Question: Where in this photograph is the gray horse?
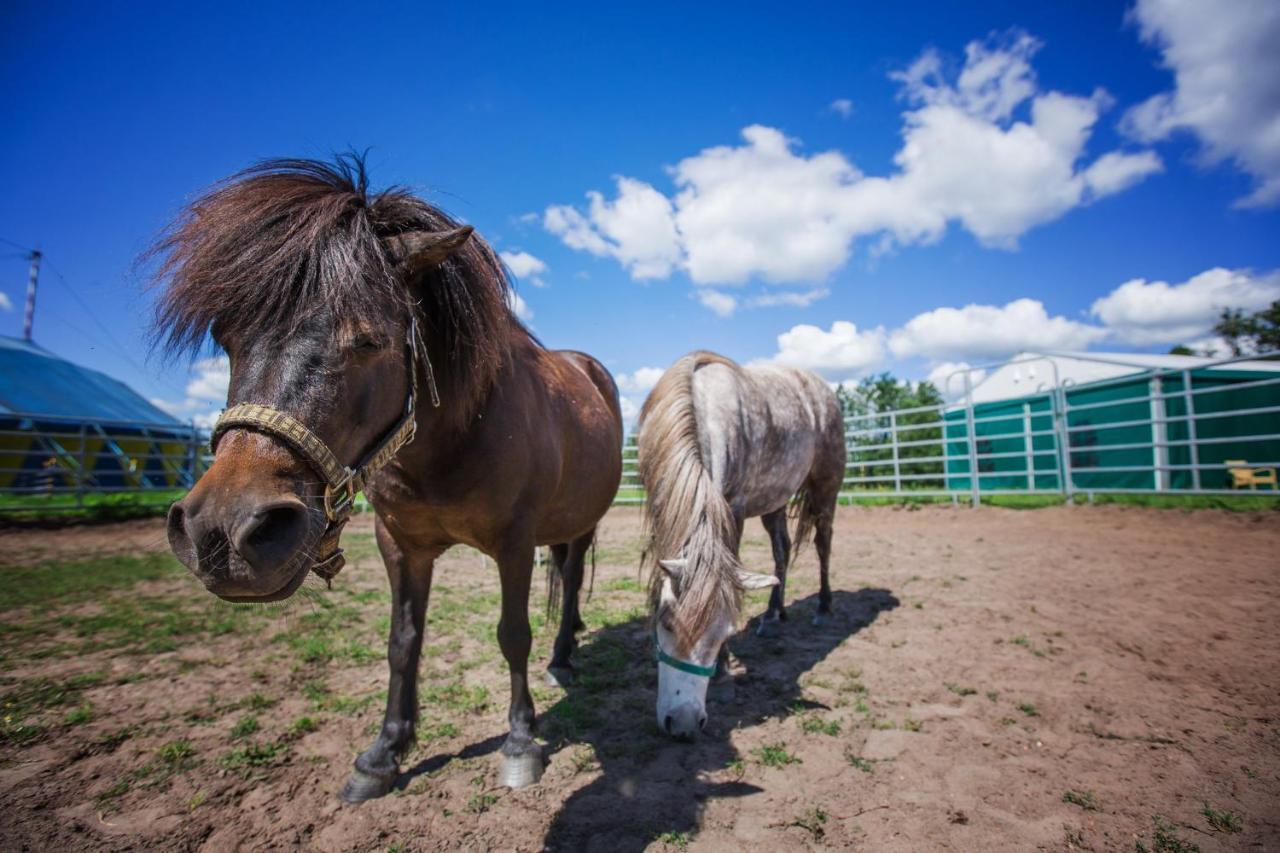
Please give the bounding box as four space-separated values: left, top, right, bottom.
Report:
638 350 846 740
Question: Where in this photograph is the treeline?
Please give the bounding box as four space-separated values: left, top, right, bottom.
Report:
837 373 947 491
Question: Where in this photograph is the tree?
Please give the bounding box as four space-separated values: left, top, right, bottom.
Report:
1167 344 1195 356
1213 300 1280 356
837 373 947 491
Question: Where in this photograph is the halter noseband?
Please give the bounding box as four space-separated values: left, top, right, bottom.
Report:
209 315 436 584
653 629 718 679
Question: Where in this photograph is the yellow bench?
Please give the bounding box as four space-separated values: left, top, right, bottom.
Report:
1226 460 1278 490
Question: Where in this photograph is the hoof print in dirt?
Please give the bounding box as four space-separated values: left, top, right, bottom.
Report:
338 768 396 804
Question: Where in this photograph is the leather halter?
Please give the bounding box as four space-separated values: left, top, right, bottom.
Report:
209 315 435 584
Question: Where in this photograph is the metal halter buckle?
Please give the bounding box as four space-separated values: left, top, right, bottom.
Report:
322 468 357 522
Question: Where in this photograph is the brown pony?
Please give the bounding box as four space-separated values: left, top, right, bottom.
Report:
153 156 622 801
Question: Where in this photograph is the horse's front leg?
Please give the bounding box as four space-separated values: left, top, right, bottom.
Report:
339 521 440 803
495 532 543 788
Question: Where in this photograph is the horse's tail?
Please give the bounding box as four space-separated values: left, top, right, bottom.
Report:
788 487 820 565
638 352 743 649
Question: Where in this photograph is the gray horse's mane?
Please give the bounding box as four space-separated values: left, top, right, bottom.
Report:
638 351 745 654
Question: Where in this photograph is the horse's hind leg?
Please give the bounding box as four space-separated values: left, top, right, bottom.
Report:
547 529 593 687
340 521 439 803
813 495 837 626
496 533 544 788
756 508 791 638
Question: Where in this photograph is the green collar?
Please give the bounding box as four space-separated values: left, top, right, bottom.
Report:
653 629 718 679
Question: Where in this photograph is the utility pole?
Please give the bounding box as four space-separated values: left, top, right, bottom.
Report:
22 249 41 341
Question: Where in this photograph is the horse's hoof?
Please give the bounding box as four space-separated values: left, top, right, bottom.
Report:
756 617 782 638
499 746 544 789
545 665 575 688
338 767 395 803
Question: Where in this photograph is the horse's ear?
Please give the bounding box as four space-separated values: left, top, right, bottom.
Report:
736 570 779 590
659 558 688 580
385 226 474 279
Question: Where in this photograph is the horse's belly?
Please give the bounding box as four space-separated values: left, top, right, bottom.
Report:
741 437 815 518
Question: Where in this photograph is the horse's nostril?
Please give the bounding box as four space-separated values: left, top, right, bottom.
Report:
699 715 707 730
664 715 674 734
233 500 309 571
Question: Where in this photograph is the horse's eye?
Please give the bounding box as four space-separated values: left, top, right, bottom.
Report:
352 335 383 353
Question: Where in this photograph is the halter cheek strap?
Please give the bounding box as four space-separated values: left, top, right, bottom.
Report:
209 315 436 583
653 629 718 679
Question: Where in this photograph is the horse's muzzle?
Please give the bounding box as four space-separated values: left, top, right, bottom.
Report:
167 490 314 601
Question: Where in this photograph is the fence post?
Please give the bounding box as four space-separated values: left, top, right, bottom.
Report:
1182 369 1201 491
1054 386 1074 504
890 410 901 495
1022 402 1033 491
1149 376 1168 491
76 421 87 509
964 373 980 507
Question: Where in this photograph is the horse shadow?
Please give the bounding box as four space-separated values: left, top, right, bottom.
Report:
540 586 898 851
394 587 896 850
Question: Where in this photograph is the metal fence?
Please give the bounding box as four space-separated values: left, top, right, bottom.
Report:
0 413 206 513
4 353 1276 516
844 352 1280 505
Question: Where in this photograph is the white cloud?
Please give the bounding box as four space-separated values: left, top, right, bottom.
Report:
615 366 665 394
508 291 534 323
829 98 855 118
768 320 886 376
546 31 1161 285
152 355 230 429
499 250 548 287
746 288 830 309
696 289 738 317
544 176 682 279
1122 0 1280 207
618 395 640 423
0 292 12 312
890 298 1108 362
1090 267 1280 345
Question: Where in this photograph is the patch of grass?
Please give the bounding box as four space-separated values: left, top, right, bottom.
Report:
798 715 841 736
230 714 260 739
1201 803 1242 834
219 741 286 775
652 830 691 850
64 702 93 726
420 682 489 716
1017 702 1038 717
242 692 276 711
903 718 923 732
753 742 801 768
0 552 180 610
945 683 977 697
1010 634 1048 658
569 744 598 774
1 671 106 742
790 806 828 841
1063 789 1099 811
156 740 197 773
845 749 875 773
1136 816 1201 852
465 791 499 814
288 716 319 736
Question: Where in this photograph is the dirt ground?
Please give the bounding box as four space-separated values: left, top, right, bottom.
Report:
0 504 1277 852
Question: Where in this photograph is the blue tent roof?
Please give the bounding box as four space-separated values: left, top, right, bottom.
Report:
0 335 182 426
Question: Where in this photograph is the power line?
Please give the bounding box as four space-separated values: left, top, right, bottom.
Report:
39 256 189 398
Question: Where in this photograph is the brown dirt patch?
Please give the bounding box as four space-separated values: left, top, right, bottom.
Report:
1 504 1277 851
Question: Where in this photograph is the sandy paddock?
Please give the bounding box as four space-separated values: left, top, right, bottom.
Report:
0 504 1276 851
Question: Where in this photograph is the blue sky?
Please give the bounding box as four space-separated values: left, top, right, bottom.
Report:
1 1 1278 422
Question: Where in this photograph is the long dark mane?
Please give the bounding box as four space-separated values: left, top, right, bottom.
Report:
150 154 520 422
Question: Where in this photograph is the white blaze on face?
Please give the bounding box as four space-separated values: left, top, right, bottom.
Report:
654 560 778 740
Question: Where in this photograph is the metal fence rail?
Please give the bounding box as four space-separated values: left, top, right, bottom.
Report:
0 412 206 513
4 353 1276 515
